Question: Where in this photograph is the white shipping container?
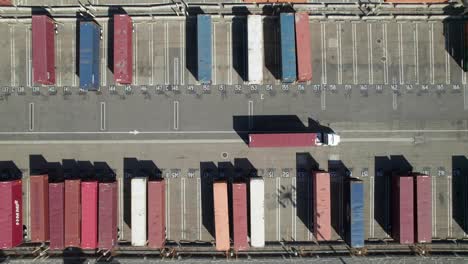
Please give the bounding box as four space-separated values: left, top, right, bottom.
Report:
247 15 264 84
250 178 265 247
131 177 147 246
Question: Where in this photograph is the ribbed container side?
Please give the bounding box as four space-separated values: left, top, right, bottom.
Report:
345 179 364 248
32 15 55 85
312 171 331 241
0 180 23 249
250 178 265 247
415 175 432 243
197 15 212 84
279 13 297 83
79 21 101 90
81 181 98 249
49 182 64 250
213 181 230 251
392 175 414 244
232 182 249 251
131 177 147 246
247 15 264 84
98 182 118 250
30 175 49 242
249 133 317 148
0 0 12 6
114 14 133 84
148 180 166 249
64 179 81 247
294 12 312 82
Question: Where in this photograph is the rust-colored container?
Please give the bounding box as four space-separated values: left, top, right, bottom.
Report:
0 0 12 6
148 180 166 249
114 14 133 84
32 15 56 85
232 182 249 251
213 181 230 251
295 12 312 82
392 175 414 244
312 171 331 241
30 175 49 242
415 174 431 243
81 181 98 249
0 180 23 249
49 182 64 250
98 182 118 250
64 179 81 247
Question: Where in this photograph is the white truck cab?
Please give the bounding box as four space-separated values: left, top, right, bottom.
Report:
316 133 341 146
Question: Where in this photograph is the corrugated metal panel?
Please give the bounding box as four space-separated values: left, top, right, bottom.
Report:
0 0 12 6
148 180 165 249
250 178 265 247
32 15 55 85
131 177 147 246
197 15 212 84
81 181 98 249
49 182 64 250
313 171 331 241
248 133 317 148
415 174 431 243
392 175 414 244
113 14 133 84
30 175 49 242
345 179 364 248
232 182 249 251
0 180 22 249
213 181 230 251
279 13 297 83
247 15 264 84
64 179 81 247
98 182 118 250
294 12 312 82
79 21 101 90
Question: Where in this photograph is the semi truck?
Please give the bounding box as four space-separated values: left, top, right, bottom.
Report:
248 132 340 148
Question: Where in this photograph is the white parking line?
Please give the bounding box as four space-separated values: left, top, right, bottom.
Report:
392 92 397 110
337 23 343 85
165 22 169 85
10 26 15 86
26 28 31 87
100 102 106 131
368 23 374 85
28 103 34 131
180 22 184 85
173 100 179 130
213 22 217 85
352 23 357 85
276 177 281 241
398 23 404 85
101 22 107 86
174 57 179 85
119 174 124 240
57 29 62 86
228 22 232 85
181 177 185 240
248 100 254 129
447 175 452 238
166 178 170 239
432 175 437 237
321 23 327 84
72 24 77 87
321 90 326 110
151 23 154 86
383 24 388 85
134 23 139 85
445 23 451 85
197 177 201 240
430 23 435 85
370 175 375 238
292 177 296 240
415 23 419 84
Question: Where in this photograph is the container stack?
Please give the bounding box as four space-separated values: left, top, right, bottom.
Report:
232 182 249 251
32 15 56 85
0 179 23 249
113 14 133 85
148 179 166 249
30 174 49 243
392 175 414 244
213 180 230 251
49 181 65 249
312 171 331 241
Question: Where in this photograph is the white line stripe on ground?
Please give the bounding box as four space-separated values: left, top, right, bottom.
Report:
100 102 106 131
173 100 179 130
28 103 34 131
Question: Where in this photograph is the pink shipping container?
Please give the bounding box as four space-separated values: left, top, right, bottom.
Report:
49 182 65 250
312 171 331 241
248 133 317 148
30 175 49 242
64 179 81 247
213 181 230 251
392 175 414 244
113 14 133 84
415 174 431 243
98 182 118 250
295 12 312 82
148 180 166 249
32 15 55 85
0 180 23 249
81 181 98 249
232 182 249 251
0 0 12 6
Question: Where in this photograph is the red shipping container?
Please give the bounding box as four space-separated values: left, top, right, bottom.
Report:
295 12 312 82
0 180 23 249
148 180 166 249
98 182 118 250
64 179 81 247
0 0 12 6
249 133 317 148
392 175 414 244
312 171 331 241
32 15 56 85
81 181 98 249
30 175 49 242
415 174 432 243
49 182 64 250
232 182 249 251
113 14 133 84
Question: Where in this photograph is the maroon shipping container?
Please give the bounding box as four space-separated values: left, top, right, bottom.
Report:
392 175 414 244
81 181 98 249
148 180 166 248
65 180 81 247
32 15 56 85
232 182 249 251
295 12 312 82
49 182 64 250
0 180 23 249
249 133 317 148
0 0 13 6
312 171 331 241
415 174 432 243
30 175 49 242
98 182 118 249
114 14 133 84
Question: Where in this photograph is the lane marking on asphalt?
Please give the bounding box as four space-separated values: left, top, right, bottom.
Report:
27 27 31 87
248 100 254 129
392 92 397 110
228 22 232 85
292 177 296 240
433 174 437 237
398 23 404 85
181 177 186 240
180 21 185 85
352 23 357 85
167 178 171 239
150 23 155 86
321 90 326 110
448 175 452 238
430 23 435 85
368 23 374 85
10 26 15 86
100 102 106 131
174 57 179 85
276 177 281 241
134 23 139 85
213 22 217 85
321 22 327 85
415 23 419 84
383 23 388 85
197 177 201 240
445 23 450 85
165 22 169 85
173 100 179 130
28 102 34 131
337 23 343 85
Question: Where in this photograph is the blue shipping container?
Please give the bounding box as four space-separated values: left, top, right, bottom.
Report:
80 21 101 90
345 179 364 248
197 15 212 84
280 13 296 83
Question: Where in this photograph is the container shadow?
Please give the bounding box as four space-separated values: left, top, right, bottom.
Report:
123 158 140 229
185 16 198 81
48 162 64 183
295 153 319 235
62 159 79 180
62 247 85 264
75 13 81 79
94 161 116 182
30 154 48 176
200 162 217 239
328 160 349 240
0 161 22 181
263 16 280 80
139 160 162 181
452 156 468 233
443 18 464 71
232 15 247 82
77 160 95 181
218 161 235 240
374 156 393 237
